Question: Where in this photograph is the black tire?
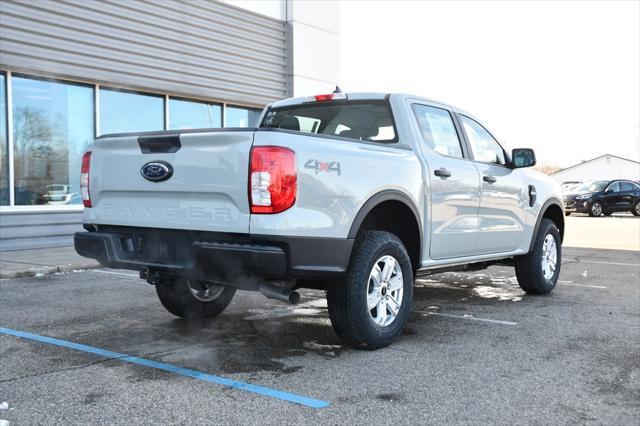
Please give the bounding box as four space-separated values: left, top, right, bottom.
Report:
588 200 603 217
515 219 561 295
326 230 413 349
633 201 640 217
156 277 236 319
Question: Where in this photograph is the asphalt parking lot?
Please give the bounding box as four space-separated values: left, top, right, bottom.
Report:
1 246 639 424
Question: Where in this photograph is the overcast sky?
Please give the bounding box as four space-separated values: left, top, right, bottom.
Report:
339 0 639 167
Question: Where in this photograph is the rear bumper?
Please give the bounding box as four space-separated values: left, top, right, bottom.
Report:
74 226 353 280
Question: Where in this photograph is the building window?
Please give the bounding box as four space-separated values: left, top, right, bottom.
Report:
12 76 94 206
0 73 8 205
226 105 261 127
99 88 164 135
169 98 221 130
0 71 266 209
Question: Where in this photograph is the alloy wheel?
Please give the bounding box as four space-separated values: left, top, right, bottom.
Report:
541 234 558 280
367 255 404 327
187 280 225 302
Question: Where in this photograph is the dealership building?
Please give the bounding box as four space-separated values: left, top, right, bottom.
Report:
0 0 340 251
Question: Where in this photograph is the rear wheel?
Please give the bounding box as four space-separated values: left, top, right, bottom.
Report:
327 231 413 349
588 200 603 217
156 278 235 319
515 219 561 294
633 200 640 217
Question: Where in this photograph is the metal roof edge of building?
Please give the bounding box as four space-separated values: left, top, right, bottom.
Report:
550 153 640 175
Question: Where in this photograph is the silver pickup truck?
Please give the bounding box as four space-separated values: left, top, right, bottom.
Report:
75 92 564 349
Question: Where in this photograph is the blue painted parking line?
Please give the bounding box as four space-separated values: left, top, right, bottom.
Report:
0 327 329 409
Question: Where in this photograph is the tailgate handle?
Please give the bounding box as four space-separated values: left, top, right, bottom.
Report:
138 135 181 154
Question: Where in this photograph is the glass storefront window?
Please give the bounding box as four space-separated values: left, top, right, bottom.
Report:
99 88 164 135
169 98 221 130
1 72 267 208
11 76 94 206
0 73 8 205
226 106 261 127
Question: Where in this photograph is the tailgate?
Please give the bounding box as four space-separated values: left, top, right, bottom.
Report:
84 130 254 234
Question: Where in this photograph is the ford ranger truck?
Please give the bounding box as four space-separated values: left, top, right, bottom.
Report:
75 92 564 349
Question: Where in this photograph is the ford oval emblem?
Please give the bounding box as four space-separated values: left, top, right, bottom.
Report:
141 161 173 182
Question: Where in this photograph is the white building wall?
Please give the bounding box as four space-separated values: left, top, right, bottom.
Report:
286 0 340 96
551 155 640 183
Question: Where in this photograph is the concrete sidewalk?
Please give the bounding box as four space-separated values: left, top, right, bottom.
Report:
0 246 99 279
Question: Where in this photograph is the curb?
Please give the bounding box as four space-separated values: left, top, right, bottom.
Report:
0 262 101 279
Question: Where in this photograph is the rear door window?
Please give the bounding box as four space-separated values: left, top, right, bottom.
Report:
260 100 397 143
620 182 635 192
413 104 464 158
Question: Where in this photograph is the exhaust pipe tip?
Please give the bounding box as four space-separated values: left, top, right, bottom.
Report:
288 291 300 305
259 283 300 305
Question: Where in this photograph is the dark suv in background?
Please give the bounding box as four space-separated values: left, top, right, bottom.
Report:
564 179 640 217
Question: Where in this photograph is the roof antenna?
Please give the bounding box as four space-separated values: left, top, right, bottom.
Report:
333 85 343 94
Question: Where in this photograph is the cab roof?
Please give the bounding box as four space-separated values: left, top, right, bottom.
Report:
269 92 462 113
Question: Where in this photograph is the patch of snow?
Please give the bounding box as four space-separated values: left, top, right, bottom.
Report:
473 285 523 302
0 402 7 410
0 419 9 426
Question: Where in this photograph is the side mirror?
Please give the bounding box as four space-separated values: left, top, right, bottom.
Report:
511 148 536 168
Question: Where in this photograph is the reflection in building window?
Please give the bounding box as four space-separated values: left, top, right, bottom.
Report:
12 76 94 205
0 73 8 205
226 106 261 127
169 98 221 129
99 88 164 135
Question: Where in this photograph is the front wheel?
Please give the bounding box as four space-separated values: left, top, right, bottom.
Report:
515 219 561 294
327 231 413 349
156 278 236 319
588 201 603 217
633 200 640 217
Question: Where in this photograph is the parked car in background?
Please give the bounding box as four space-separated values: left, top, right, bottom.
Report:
563 179 640 217
561 181 582 194
43 184 79 204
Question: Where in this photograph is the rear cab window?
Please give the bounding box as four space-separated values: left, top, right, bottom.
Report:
260 100 397 143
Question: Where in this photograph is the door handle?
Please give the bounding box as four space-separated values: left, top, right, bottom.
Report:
434 168 452 178
483 175 497 184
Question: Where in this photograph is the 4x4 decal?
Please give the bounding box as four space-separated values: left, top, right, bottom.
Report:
304 159 341 176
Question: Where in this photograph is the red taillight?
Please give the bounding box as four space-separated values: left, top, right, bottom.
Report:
80 151 92 207
249 146 296 214
315 94 334 102
311 92 347 102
